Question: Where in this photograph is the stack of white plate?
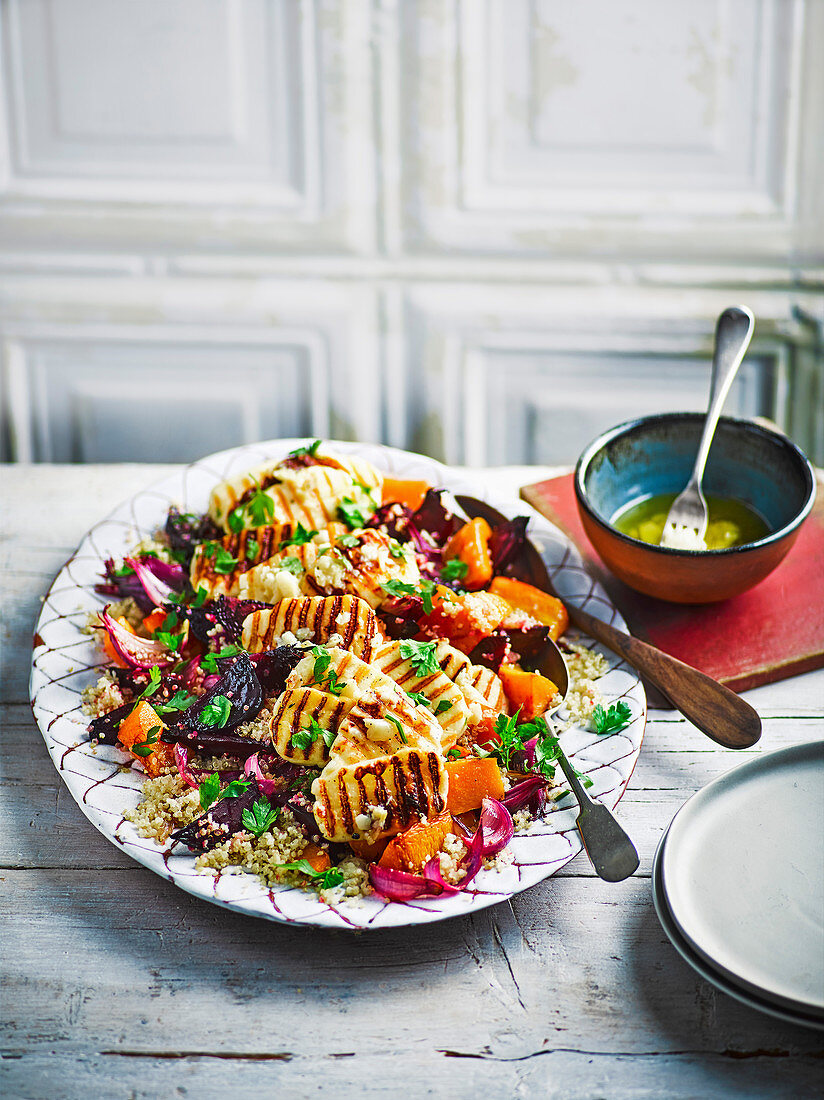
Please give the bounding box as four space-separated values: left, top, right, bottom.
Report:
653 741 824 1029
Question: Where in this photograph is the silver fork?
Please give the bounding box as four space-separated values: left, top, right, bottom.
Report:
660 306 755 550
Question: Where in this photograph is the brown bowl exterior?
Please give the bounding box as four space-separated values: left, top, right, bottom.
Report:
578 508 804 603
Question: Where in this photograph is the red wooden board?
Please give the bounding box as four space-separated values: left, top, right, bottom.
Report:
521 472 824 693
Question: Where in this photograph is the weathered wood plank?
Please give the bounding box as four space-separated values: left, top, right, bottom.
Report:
3 1047 822 1100
2 869 821 1062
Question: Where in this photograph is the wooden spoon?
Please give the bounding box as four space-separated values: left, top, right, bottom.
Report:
454 494 762 750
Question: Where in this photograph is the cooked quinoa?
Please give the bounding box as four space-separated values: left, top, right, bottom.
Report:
81 672 124 718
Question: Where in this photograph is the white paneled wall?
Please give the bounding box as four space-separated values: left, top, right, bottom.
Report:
0 0 821 466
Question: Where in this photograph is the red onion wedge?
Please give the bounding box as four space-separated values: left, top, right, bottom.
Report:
243 752 278 796
125 557 176 607
99 608 174 669
479 797 514 857
173 745 200 789
368 864 443 901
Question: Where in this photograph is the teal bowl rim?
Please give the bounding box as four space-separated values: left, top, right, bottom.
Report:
574 413 817 558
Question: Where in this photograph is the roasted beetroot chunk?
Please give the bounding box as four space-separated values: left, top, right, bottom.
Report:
174 651 262 734
250 646 305 695
170 778 265 852
165 508 222 563
185 596 272 647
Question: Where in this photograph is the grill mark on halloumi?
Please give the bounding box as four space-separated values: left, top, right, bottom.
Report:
190 525 297 597
311 748 447 843
208 451 382 533
372 641 469 750
434 640 509 718
270 686 351 766
241 596 377 661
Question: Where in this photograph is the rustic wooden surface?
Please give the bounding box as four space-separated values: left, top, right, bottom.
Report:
2 464 823 1100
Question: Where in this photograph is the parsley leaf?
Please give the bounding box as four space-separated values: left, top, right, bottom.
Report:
388 540 407 560
278 556 304 576
193 585 209 607
288 440 321 459
222 777 253 799
435 699 453 715
441 557 468 582
278 522 318 549
131 724 161 757
380 578 438 614
247 487 275 528
398 639 441 678
199 695 232 728
199 773 220 811
246 539 259 561
154 689 197 715
325 669 344 697
131 665 162 712
293 717 335 752
227 506 246 534
489 710 524 770
446 747 463 761
278 859 344 891
338 497 368 529
311 647 332 682
405 690 431 708
242 798 280 839
592 700 632 735
203 542 239 575
154 630 183 652
337 533 360 548
200 645 241 674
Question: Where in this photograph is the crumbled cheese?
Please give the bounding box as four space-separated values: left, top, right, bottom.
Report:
313 550 349 591
239 563 302 603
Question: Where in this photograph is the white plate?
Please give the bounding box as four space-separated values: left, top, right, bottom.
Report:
29 439 646 931
653 832 824 1030
659 741 824 1018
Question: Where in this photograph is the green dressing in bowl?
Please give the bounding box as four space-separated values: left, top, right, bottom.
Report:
611 493 770 550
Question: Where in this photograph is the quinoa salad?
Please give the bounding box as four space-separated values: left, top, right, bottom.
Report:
76 441 634 912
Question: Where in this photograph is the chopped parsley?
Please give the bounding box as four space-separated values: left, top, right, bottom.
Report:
311 647 332 682
131 724 161 757
338 497 368 529
241 798 280 839
398 638 441 677
278 556 304 576
200 645 241 674
246 538 259 561
154 630 183 652
246 486 275 528
441 557 468 582
405 690 431 708
199 773 220 811
227 506 246 534
203 542 239 575
388 541 407 560
131 665 162 712
198 694 232 728
435 699 453 715
192 585 209 607
381 578 437 614
279 522 318 548
288 440 322 459
277 859 344 891
154 689 197 715
488 710 525 770
337 533 360 548
325 669 344 696
221 778 253 799
446 747 463 761
592 700 632 735
292 717 335 752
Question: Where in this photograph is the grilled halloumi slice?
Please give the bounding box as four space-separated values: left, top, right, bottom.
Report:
190 523 344 598
241 595 378 661
208 448 382 533
372 640 470 750
312 747 448 843
273 649 445 837
270 686 350 767
237 529 420 611
435 640 509 716
283 648 441 760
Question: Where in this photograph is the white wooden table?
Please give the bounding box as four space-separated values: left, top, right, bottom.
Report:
2 464 822 1100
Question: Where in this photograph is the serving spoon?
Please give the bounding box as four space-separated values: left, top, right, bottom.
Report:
455 494 761 750
660 305 755 549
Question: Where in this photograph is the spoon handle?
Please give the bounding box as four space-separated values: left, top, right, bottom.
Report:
567 603 761 749
689 305 755 489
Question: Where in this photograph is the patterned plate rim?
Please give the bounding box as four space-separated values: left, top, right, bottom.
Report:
29 439 646 931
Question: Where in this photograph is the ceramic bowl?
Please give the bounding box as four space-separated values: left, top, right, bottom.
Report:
574 413 816 603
